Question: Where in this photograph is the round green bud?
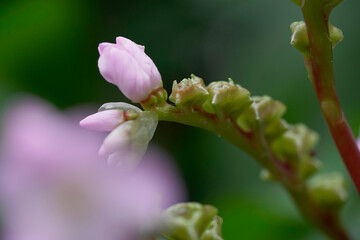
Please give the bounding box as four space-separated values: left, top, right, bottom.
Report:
164 202 218 240
290 21 310 56
206 79 252 118
169 74 210 108
270 124 318 162
290 21 343 56
308 172 347 209
329 23 344 47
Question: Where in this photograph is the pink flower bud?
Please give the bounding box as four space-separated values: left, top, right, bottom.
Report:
98 37 162 103
79 109 124 132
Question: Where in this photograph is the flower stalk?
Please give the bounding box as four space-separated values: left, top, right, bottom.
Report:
300 0 360 194
152 101 350 239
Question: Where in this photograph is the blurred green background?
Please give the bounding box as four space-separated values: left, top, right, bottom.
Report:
1 0 360 239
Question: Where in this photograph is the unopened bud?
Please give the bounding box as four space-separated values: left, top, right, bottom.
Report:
308 172 347 208
270 124 318 162
290 21 343 56
99 111 158 168
290 21 310 56
164 202 218 240
206 79 252 117
169 75 209 108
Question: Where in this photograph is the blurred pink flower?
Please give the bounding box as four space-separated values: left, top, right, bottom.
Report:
0 97 185 240
98 37 162 103
357 134 360 150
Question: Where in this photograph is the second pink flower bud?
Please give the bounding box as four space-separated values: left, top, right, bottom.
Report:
98 37 163 103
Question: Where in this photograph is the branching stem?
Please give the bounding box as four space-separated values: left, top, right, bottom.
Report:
301 1 360 194
154 104 350 240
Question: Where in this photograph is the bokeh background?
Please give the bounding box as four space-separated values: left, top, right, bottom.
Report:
1 0 360 239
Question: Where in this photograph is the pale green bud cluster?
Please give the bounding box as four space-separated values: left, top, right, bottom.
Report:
290 21 343 56
170 75 252 119
270 124 321 179
170 76 322 181
163 202 223 240
308 172 347 209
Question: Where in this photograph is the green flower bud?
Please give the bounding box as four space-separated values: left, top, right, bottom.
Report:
329 23 344 47
290 21 309 56
308 172 347 208
270 124 318 162
253 96 286 124
164 202 218 240
206 79 252 118
290 21 343 56
169 75 210 108
235 96 286 133
200 216 223 240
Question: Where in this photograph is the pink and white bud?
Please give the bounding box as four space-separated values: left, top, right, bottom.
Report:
80 110 124 132
99 112 158 168
98 37 162 103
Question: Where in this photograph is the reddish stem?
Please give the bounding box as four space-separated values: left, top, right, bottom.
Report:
301 2 360 194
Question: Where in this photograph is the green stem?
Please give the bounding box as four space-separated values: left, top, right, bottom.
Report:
154 104 350 239
301 1 360 194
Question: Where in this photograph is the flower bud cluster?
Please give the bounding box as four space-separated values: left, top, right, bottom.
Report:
170 76 327 183
170 75 252 119
163 202 223 240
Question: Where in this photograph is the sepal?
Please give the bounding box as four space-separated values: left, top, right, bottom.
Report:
141 88 168 110
290 21 343 56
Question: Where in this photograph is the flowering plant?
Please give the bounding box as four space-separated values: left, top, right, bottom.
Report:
1 0 360 239
78 0 360 239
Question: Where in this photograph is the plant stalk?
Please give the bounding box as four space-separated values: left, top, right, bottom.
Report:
154 104 350 239
301 1 360 194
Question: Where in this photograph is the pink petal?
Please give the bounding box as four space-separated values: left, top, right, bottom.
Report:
80 110 124 132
